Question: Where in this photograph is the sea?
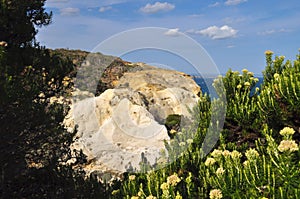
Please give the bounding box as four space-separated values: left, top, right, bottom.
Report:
193 76 264 97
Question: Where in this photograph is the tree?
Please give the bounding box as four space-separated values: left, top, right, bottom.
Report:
0 0 52 47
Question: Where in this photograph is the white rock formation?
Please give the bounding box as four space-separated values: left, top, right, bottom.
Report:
65 64 200 174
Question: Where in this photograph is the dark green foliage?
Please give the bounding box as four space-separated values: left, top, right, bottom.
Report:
259 52 300 137
263 51 285 83
221 69 261 146
114 51 300 198
0 0 52 47
0 100 112 198
0 1 116 198
1 2 299 196
165 114 182 135
0 47 74 107
0 40 120 197
0 6 110 196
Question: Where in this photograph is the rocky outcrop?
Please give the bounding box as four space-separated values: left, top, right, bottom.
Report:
96 58 157 94
65 61 201 175
115 66 200 123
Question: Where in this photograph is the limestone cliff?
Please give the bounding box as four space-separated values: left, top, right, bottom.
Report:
64 59 201 176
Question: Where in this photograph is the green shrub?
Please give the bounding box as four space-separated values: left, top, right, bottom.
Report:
258 50 300 136
115 126 299 199
112 51 300 199
215 69 262 148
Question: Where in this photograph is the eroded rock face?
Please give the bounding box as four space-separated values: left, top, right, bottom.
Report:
115 68 200 123
65 63 200 175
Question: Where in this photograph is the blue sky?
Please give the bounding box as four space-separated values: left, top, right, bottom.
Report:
37 0 300 75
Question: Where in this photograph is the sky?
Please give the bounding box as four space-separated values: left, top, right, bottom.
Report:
37 0 300 76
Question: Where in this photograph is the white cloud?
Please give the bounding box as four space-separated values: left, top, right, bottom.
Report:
258 28 291 36
225 0 247 6
99 6 112 12
60 7 80 16
208 2 221 7
164 28 181 37
222 17 246 24
259 30 275 35
185 29 197 34
188 14 204 18
140 2 175 14
192 25 238 40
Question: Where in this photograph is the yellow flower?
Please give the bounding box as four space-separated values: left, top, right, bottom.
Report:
216 167 225 175
42 71 47 77
278 140 298 152
62 81 70 87
38 92 45 98
211 149 223 158
265 50 274 55
237 84 242 89
167 173 181 186
245 148 259 160
179 142 186 147
138 191 143 197
129 175 136 181
242 69 248 73
244 82 251 87
222 150 231 157
170 129 177 135
243 160 249 167
273 73 280 79
175 192 183 199
187 139 193 144
247 72 254 76
63 76 70 81
146 195 157 199
213 78 219 85
209 189 223 199
205 158 216 166
255 87 260 92
231 150 242 160
279 127 295 136
160 182 169 190
131 196 139 199
177 132 183 136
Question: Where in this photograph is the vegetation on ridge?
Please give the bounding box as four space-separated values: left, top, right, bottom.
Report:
113 51 300 199
0 0 299 198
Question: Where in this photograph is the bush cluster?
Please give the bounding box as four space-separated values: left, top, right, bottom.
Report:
111 51 300 199
1 27 299 198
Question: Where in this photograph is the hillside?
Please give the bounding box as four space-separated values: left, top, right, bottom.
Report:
1 46 300 198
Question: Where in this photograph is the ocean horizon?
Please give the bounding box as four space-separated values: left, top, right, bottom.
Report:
193 76 264 96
